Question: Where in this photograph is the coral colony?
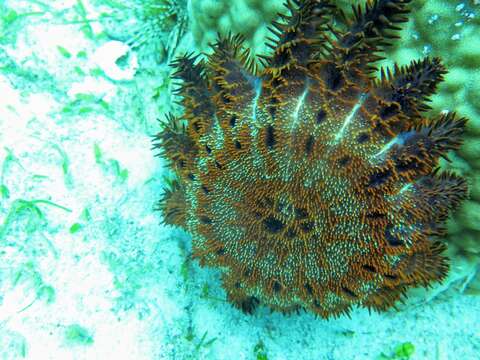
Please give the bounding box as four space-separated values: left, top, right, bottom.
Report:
153 0 468 318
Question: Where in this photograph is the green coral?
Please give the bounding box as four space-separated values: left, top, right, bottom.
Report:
189 0 286 55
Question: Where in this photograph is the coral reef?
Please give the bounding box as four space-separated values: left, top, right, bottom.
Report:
154 0 471 318
189 0 285 55
412 1 480 260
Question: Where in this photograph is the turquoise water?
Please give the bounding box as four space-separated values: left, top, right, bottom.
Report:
0 0 479 359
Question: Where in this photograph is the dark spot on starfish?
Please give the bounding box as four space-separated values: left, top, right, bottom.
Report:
357 132 370 143
342 286 357 298
264 216 284 233
300 221 314 233
385 226 404 247
304 283 313 295
305 135 315 154
295 208 308 220
221 94 231 104
230 115 237 127
192 121 200 132
395 158 419 172
338 156 351 167
380 103 400 120
240 296 259 314
384 273 399 281
316 109 327 124
265 124 276 149
366 211 387 219
199 216 212 225
362 264 377 273
368 168 392 187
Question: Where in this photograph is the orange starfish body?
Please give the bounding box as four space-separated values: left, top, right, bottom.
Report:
154 0 468 318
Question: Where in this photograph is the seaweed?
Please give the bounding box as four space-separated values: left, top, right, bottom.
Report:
0 147 24 199
64 324 94 346
378 342 416 360
0 3 44 45
254 340 269 360
13 261 56 312
92 143 129 183
52 143 73 188
61 93 111 116
0 198 71 240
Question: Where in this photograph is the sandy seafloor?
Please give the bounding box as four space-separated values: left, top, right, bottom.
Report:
0 0 479 359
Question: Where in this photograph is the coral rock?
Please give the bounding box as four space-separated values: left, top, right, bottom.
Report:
153 0 469 318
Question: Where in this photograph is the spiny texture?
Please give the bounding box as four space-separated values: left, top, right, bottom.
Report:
122 0 187 62
153 0 469 318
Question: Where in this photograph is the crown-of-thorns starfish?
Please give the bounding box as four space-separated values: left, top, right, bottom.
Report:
153 0 469 318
